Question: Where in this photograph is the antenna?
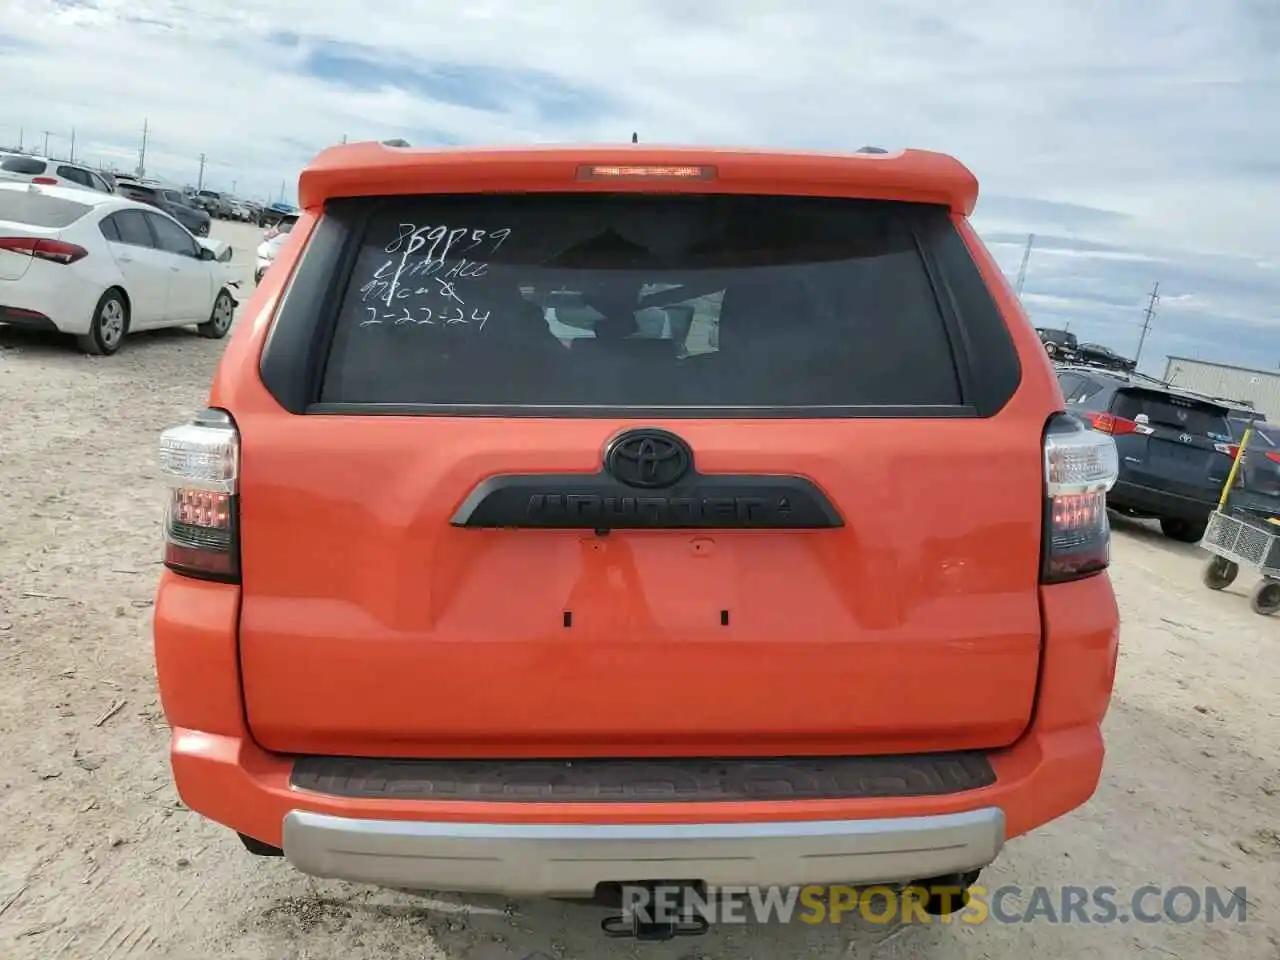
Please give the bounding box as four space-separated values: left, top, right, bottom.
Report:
1133 281 1160 367
1014 233 1034 296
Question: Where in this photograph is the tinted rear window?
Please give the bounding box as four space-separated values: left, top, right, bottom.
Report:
1112 389 1231 438
0 156 47 176
0 190 92 227
117 185 156 203
318 195 970 412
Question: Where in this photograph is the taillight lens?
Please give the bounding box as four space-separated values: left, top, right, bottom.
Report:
1266 451 1280 465
0 236 88 265
1042 413 1119 583
158 409 240 582
1083 411 1145 436
31 176 57 185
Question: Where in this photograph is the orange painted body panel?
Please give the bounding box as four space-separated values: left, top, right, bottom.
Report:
298 143 980 215
157 573 1117 843
153 144 1118 851
231 412 1046 757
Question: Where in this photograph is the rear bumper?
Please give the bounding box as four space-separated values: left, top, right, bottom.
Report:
1 268 101 336
1109 478 1217 521
0 305 59 332
155 572 1119 896
282 808 1003 897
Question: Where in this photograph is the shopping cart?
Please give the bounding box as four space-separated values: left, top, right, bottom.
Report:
1198 421 1280 615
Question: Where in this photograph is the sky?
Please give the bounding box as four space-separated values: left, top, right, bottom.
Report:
0 0 1276 377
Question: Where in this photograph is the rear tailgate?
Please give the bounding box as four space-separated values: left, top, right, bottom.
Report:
0 189 93 281
236 190 1047 759
1111 388 1233 500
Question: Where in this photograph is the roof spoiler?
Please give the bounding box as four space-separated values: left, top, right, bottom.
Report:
298 143 980 216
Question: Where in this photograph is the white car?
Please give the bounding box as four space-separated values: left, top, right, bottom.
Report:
0 152 115 194
254 212 298 284
0 182 239 355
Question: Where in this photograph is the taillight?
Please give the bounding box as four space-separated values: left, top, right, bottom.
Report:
263 226 280 241
1267 452 1280 465
1042 413 1119 583
158 409 240 582
31 176 57 185
0 236 88 265
1215 443 1240 458
1083 411 1142 436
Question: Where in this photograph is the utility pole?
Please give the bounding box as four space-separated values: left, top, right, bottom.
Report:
279 179 286 202
341 134 347 144
1014 233 1034 296
17 126 22 150
69 127 76 162
197 153 206 191
137 118 149 177
41 130 52 156
231 180 237 194
1134 281 1160 367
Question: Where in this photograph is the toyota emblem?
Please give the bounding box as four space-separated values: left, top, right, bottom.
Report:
604 429 692 488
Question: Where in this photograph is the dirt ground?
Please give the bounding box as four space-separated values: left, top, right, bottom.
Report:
0 220 1276 959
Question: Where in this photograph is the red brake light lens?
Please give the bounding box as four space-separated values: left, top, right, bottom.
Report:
0 236 88 265
1266 451 1280 465
576 164 716 181
31 176 57 185
1084 412 1140 436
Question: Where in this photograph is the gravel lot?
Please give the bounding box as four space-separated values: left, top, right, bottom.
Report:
0 220 1277 959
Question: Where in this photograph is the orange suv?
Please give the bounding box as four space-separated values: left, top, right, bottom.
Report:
153 143 1121 927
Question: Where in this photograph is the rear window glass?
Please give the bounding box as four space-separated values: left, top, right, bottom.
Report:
0 155 47 176
1113 389 1231 438
278 215 298 234
117 185 156 203
0 190 92 228
318 195 965 411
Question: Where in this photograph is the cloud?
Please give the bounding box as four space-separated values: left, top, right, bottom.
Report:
0 0 1276 373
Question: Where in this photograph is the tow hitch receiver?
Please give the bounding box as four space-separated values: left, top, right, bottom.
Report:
599 881 711 941
601 912 709 941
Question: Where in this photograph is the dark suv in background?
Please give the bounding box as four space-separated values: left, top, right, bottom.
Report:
1227 419 1280 519
1035 327 1078 361
1058 365 1235 541
114 182 212 237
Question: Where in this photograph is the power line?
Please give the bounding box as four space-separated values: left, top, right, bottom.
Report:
1134 281 1160 367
